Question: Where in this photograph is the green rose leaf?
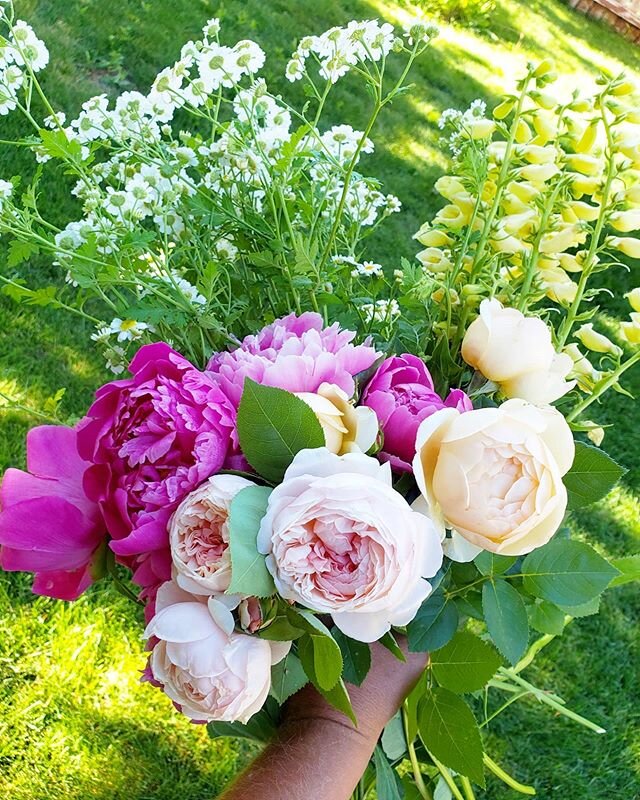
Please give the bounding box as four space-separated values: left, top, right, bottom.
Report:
431 631 502 693
258 614 305 641
482 579 529 665
320 677 357 725
563 442 626 510
528 600 566 635
332 627 371 687
379 631 407 661
522 539 619 606
559 596 601 617
609 554 640 587
270 652 308 704
207 697 280 743
381 712 407 761
373 745 404 800
474 551 517 577
407 591 459 653
418 688 484 786
292 611 343 692
227 485 275 597
237 378 325 482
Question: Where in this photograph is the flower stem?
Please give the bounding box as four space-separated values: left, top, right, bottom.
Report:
483 754 536 795
567 350 640 422
402 704 432 799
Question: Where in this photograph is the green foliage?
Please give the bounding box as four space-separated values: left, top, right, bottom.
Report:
482 579 529 665
522 539 619 607
236 379 325 482
431 631 502 693
208 697 280 743
332 627 371 687
564 443 626 510
270 653 308 704
419 688 484 785
407 590 459 653
373 745 404 800
227 485 275 597
528 600 567 635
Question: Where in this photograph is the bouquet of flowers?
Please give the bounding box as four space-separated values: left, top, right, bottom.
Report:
1 3 639 797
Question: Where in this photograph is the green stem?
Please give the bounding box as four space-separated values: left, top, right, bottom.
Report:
402 705 432 800
460 776 476 800
0 390 61 423
567 350 640 422
483 754 536 796
429 754 465 800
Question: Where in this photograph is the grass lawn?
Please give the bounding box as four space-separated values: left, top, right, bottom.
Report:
0 0 639 797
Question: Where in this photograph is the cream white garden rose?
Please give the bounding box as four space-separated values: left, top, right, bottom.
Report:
169 474 257 595
296 382 378 455
413 400 574 556
144 582 288 723
461 298 575 404
257 448 443 642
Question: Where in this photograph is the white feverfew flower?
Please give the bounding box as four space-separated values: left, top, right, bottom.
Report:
0 88 17 115
403 18 439 46
332 254 358 268
362 298 400 323
216 236 238 261
3 64 24 91
198 44 243 91
234 40 266 76
321 124 373 164
108 318 150 342
172 273 207 306
285 56 305 82
0 178 13 203
104 345 128 375
90 325 112 343
385 194 402 213
43 111 66 128
203 18 221 40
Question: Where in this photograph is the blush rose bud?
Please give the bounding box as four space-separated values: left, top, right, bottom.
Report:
461 298 575 404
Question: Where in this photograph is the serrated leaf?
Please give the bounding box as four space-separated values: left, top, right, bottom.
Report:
270 653 308 704
418 688 484 785
407 591 459 653
7 239 40 268
237 378 325 482
564 442 626 509
522 540 619 606
381 712 407 761
474 552 517 577
380 631 407 661
227 485 275 597
431 631 502 693
373 745 404 800
482 580 529 665
320 677 356 725
332 627 371 687
38 128 84 163
258 614 305 641
609 554 640 587
293 611 343 692
528 600 566 635
559 595 601 617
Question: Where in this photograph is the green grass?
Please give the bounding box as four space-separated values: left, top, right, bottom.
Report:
0 0 639 797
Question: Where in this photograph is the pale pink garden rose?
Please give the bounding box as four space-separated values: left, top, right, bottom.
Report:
169 474 256 595
257 448 443 643
144 581 288 723
461 298 575 404
413 399 575 557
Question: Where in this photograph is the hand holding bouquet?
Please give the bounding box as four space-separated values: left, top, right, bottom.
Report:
1 3 639 797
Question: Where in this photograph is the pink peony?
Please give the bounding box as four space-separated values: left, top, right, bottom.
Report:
361 354 472 472
207 312 380 406
77 342 236 600
144 581 287 723
257 448 444 643
0 426 106 600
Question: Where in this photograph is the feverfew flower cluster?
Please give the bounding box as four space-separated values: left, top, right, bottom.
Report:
0 15 48 114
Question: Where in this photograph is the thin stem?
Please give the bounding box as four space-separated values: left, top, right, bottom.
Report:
460 776 476 800
402 704 432 800
567 350 640 422
0 390 61 423
429 754 465 800
483 754 536 796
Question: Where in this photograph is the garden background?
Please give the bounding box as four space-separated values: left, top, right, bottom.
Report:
0 0 638 797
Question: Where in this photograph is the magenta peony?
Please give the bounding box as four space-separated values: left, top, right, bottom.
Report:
0 426 106 600
77 342 236 600
207 312 380 406
361 354 472 471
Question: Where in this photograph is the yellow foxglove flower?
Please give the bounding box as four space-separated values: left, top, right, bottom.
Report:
501 210 537 238
607 236 640 258
416 247 453 273
434 175 466 201
434 203 471 230
575 323 622 355
529 90 557 110
575 120 599 154
521 144 557 164
624 184 640 204
531 111 557 144
533 58 555 78
569 98 593 113
515 119 532 143
518 163 560 183
569 172 601 197
621 314 640 345
566 201 601 221
540 224 585 254
565 153 602 176
540 266 578 304
413 224 453 247
625 287 640 312
610 209 640 233
488 141 508 163
481 179 497 203
469 118 496 139
507 181 539 202
493 98 515 120
612 80 636 96
559 251 591 272
490 230 530 254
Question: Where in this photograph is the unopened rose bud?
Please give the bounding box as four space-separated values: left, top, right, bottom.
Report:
575 323 622 355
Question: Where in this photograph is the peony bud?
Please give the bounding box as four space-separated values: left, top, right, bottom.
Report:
575 323 622 355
